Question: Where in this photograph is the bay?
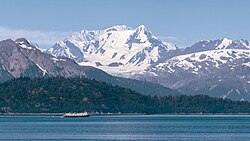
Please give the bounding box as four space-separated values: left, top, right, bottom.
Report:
0 115 249 140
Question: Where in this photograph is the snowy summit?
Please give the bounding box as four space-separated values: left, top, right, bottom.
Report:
46 25 177 76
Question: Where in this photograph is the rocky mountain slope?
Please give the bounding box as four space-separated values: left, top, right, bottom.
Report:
0 38 181 96
139 38 250 101
141 49 250 101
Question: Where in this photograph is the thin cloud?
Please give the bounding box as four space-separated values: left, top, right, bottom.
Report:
0 26 73 49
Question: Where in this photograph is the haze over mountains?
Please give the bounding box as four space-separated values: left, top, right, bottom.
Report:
47 25 250 101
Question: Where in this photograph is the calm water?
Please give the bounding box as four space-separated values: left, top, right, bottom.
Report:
0 115 249 141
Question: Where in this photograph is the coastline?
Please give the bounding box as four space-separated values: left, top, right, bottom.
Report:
1 112 250 116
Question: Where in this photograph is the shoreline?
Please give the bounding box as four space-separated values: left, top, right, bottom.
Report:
1 112 250 116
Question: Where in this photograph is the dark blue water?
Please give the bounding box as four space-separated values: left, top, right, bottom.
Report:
0 115 249 140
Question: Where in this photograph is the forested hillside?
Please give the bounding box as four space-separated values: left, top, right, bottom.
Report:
0 77 249 114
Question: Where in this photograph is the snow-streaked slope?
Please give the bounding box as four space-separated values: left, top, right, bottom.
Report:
15 38 37 50
138 49 250 101
156 49 250 73
184 38 250 54
47 25 177 76
15 38 46 52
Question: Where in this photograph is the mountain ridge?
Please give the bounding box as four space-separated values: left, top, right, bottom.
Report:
46 25 250 101
46 25 177 76
0 38 180 96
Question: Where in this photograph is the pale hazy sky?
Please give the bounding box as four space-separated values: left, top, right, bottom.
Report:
0 0 249 48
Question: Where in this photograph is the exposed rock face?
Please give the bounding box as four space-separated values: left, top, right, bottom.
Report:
0 39 43 80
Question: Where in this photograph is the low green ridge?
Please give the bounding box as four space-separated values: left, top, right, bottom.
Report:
0 77 249 114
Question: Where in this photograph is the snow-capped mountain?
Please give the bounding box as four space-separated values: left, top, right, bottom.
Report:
135 39 250 101
140 49 250 100
47 25 250 101
47 25 177 76
0 38 179 96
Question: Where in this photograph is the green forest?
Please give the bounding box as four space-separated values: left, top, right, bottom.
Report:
0 77 249 114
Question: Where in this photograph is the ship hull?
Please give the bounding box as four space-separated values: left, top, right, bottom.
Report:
63 115 90 118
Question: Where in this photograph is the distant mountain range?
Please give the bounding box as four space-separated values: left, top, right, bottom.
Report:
46 25 250 101
0 38 180 96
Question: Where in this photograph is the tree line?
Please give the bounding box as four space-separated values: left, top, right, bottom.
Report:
0 77 249 114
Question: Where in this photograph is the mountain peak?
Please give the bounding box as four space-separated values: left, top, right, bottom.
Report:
188 38 250 53
216 38 233 49
137 24 146 28
220 37 231 41
238 39 249 45
47 25 177 75
80 25 131 35
80 29 88 35
136 25 148 31
15 38 30 44
133 25 152 39
15 38 37 50
105 25 131 32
